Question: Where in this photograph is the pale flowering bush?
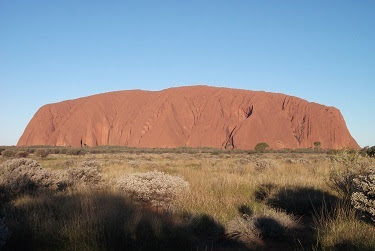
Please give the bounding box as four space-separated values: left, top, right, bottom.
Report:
117 170 190 208
329 150 371 201
0 218 11 248
351 168 375 222
67 160 102 188
0 158 67 199
329 151 375 222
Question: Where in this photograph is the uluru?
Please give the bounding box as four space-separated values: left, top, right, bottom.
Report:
17 85 359 149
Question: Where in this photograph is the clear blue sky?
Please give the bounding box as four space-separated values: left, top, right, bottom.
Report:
1 0 374 147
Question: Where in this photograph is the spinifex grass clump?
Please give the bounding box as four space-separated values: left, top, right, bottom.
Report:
226 207 299 245
117 170 190 208
314 203 375 250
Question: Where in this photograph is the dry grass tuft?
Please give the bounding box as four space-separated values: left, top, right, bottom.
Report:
315 204 375 250
226 207 299 246
226 215 261 246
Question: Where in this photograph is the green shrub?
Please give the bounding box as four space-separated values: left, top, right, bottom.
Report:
59 148 68 154
47 148 60 154
360 147 369 157
314 141 321 149
15 151 29 158
35 149 49 159
254 143 269 152
25 148 36 154
328 149 339 155
292 148 315 154
1 150 14 158
66 148 86 156
367 146 375 158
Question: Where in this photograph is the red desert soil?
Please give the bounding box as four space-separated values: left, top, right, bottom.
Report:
18 85 359 149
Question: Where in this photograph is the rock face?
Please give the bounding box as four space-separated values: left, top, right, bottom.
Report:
18 86 359 149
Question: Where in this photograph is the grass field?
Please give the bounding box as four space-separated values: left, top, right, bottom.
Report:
0 148 374 250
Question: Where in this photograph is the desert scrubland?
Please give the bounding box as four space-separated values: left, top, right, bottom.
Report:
0 147 374 250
